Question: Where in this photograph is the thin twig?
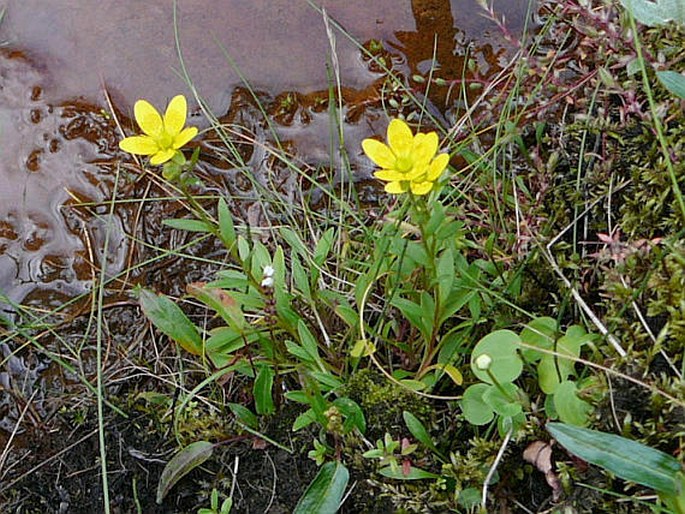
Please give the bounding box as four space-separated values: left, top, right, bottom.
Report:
482 427 513 509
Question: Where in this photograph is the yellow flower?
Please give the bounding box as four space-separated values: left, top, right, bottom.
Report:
119 95 198 165
362 119 449 196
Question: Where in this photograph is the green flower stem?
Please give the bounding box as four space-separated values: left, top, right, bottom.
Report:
485 369 517 404
410 194 442 374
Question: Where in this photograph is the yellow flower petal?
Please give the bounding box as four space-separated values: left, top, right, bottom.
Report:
134 100 163 137
387 119 413 154
150 148 177 165
426 152 450 181
173 126 198 149
119 135 159 155
410 180 434 196
413 132 439 165
164 95 188 136
362 139 396 169
375 169 407 181
385 181 408 194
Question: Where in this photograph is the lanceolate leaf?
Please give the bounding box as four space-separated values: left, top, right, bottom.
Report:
547 423 683 495
156 441 214 504
139 289 203 355
619 0 685 26
253 365 275 415
162 218 214 233
293 461 349 514
403 411 444 459
657 70 685 100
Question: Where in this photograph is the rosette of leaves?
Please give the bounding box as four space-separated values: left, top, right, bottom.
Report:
461 330 527 434
519 318 596 426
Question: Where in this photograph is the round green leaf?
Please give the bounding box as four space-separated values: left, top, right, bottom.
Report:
553 381 592 426
482 382 523 417
520 317 557 362
471 330 523 384
461 383 495 425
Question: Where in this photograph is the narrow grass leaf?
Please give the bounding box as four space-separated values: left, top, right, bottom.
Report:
293 461 349 514
162 218 214 233
547 422 682 495
156 441 214 504
139 289 202 355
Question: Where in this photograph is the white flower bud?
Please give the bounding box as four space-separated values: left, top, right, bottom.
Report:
475 353 492 371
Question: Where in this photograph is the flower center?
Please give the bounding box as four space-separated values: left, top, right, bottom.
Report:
395 155 413 173
157 130 174 150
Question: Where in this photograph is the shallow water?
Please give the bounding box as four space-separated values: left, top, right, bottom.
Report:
0 0 531 309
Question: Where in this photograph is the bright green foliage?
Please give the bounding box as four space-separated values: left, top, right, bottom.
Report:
293 462 349 514
362 432 438 480
463 320 595 429
138 288 203 356
197 489 232 514
548 423 685 512
470 330 523 384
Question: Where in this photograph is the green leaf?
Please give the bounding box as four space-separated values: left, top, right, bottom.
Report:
138 289 203 356
292 253 312 300
391 297 430 339
619 0 685 26
253 365 275 415
292 408 318 431
403 411 443 458
436 247 455 305
461 383 495 426
537 329 584 394
237 235 250 263
218 198 236 248
313 228 335 265
250 241 272 280
333 397 366 434
297 320 322 366
482 382 523 417
228 403 258 430
520 316 557 363
156 441 214 504
438 285 475 325
553 381 592 426
162 218 214 233
378 465 440 480
186 283 248 330
657 70 685 100
293 462 349 514
547 423 683 495
471 330 523 384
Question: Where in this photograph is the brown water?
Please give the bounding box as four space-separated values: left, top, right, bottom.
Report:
0 0 531 307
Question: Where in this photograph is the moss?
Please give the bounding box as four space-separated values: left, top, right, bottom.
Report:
341 369 433 441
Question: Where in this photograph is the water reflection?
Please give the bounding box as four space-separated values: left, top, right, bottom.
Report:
0 1 530 309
